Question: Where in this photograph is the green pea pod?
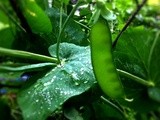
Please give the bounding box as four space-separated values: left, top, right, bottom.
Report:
90 19 124 98
21 0 52 33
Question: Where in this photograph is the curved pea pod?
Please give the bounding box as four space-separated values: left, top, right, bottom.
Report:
90 19 124 98
21 0 52 33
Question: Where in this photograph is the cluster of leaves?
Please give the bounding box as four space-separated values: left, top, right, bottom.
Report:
0 0 160 120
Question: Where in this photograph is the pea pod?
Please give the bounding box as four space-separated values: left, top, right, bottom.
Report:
20 0 52 33
90 19 124 98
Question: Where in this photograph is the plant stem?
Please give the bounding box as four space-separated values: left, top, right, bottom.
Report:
100 96 125 118
74 20 91 30
0 47 58 63
117 69 155 87
56 0 81 63
112 0 147 49
9 0 32 34
0 3 26 32
59 2 63 33
148 31 160 77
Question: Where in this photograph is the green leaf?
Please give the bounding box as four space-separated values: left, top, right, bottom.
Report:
93 99 124 120
114 27 155 84
45 8 87 45
148 32 160 86
113 27 160 111
62 0 70 5
148 87 160 103
17 43 95 120
0 99 12 120
0 71 23 86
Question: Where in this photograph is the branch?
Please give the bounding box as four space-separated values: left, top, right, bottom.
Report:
9 0 32 34
0 3 26 32
112 0 147 49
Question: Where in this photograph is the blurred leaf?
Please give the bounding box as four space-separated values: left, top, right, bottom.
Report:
0 71 24 85
92 99 124 120
62 0 70 5
148 87 160 103
64 106 83 120
17 43 95 120
19 0 52 34
114 27 151 87
45 7 88 46
148 32 160 87
0 10 16 48
0 99 11 120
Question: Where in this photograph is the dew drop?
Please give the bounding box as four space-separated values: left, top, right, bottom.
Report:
75 82 80 86
71 72 79 80
84 81 88 84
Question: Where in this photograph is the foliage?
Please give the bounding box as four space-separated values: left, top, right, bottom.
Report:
0 0 160 120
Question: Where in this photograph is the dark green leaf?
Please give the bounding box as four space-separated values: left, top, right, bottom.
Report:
148 32 160 86
148 87 160 103
17 43 95 120
45 8 88 45
0 99 11 120
64 107 83 120
114 27 151 79
0 72 23 86
92 99 124 120
113 27 160 111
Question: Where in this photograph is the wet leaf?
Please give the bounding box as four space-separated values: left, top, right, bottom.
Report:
17 43 95 120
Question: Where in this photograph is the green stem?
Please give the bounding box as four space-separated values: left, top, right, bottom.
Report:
148 31 160 77
100 96 125 118
0 3 26 32
74 20 90 30
117 69 155 87
56 0 81 63
0 47 58 63
59 2 63 33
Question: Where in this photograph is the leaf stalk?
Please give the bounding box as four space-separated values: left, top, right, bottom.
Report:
117 69 155 87
0 47 58 63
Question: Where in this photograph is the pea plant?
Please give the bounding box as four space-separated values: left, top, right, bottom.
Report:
0 0 160 120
